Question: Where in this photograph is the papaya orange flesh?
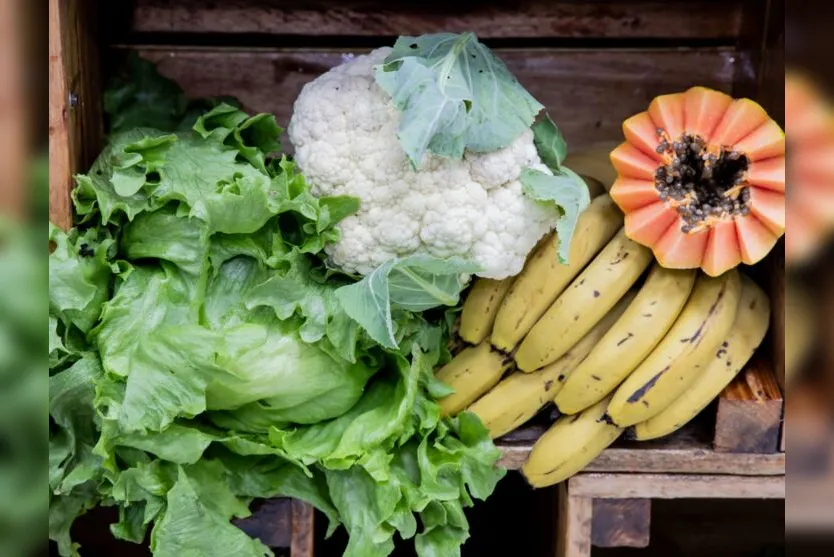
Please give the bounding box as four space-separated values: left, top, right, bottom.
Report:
623 201 677 248
653 218 709 269
684 86 733 140
735 215 778 265
746 157 785 192
623 112 665 161
610 142 658 180
733 120 786 161
710 99 769 147
610 86 785 276
648 93 685 141
702 220 741 277
609 178 658 212
747 187 785 235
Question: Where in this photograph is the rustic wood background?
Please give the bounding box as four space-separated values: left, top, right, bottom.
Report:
97 0 767 152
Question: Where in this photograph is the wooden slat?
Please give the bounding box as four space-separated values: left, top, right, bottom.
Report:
49 0 103 230
570 473 785 499
714 356 784 454
131 47 736 150
233 499 314 555
498 423 785 475
591 499 651 548
122 0 744 40
556 483 592 557
290 500 315 557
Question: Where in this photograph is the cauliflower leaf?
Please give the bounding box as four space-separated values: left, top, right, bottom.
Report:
336 255 480 349
532 113 568 171
520 167 591 264
374 32 543 168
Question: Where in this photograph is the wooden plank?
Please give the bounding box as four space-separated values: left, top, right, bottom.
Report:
130 47 736 151
570 473 785 499
591 499 651 548
498 423 785 475
122 0 744 40
556 483 592 557
49 0 103 231
714 356 783 454
290 500 315 557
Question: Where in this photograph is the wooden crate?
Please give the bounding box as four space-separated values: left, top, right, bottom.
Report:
49 0 785 554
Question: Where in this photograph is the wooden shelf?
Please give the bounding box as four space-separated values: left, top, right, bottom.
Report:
497 422 785 476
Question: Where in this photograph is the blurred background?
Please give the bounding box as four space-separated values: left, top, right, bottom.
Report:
1 0 47 556
786 1 834 554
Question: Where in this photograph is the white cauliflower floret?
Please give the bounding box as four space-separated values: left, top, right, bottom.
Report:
288 48 559 279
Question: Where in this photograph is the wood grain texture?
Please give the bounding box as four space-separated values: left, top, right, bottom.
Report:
557 483 592 557
49 0 102 231
123 0 744 40
569 473 785 499
591 499 651 548
714 355 784 454
131 47 736 151
291 499 315 557
497 423 785 474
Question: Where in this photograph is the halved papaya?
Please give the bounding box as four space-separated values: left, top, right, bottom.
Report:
785 72 834 266
609 86 785 276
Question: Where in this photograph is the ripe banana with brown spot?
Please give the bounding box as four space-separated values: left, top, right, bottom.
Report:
521 396 623 488
468 291 634 439
459 277 515 344
435 342 512 417
514 228 652 372
606 269 742 427
490 195 623 352
631 275 770 440
554 265 697 415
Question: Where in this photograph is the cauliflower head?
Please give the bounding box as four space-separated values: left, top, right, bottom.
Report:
288 48 559 279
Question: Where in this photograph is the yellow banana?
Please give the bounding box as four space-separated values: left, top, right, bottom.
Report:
632 275 770 440
435 342 512 416
514 228 652 372
606 269 742 427
468 291 634 439
521 396 623 488
459 278 515 344
554 265 697 415
490 195 623 352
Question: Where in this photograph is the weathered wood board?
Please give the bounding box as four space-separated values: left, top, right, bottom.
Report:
129 46 737 151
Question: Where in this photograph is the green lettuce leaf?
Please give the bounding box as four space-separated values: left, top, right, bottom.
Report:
374 32 543 168
49 223 117 334
150 468 271 557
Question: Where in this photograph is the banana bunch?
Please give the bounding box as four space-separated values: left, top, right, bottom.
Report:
433 188 770 489
520 269 769 488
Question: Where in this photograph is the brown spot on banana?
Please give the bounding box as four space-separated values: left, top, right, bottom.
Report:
626 366 670 403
